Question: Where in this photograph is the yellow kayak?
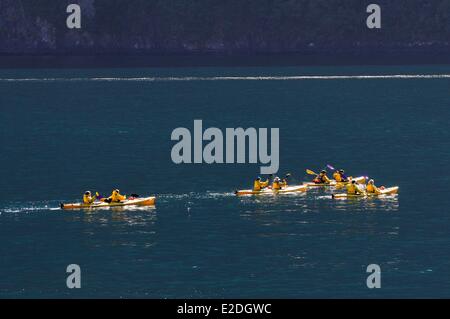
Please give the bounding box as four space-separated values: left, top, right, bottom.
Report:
60 196 156 209
235 184 308 196
332 186 399 199
305 176 366 187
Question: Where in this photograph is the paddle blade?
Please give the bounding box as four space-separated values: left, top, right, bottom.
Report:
306 169 317 175
327 164 335 171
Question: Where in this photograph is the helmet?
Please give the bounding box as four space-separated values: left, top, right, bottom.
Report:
351 180 356 184
368 179 374 184
339 169 344 173
114 189 120 193
84 191 91 195
256 176 261 181
320 170 326 174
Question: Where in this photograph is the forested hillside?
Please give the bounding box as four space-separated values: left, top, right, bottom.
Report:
1 0 450 54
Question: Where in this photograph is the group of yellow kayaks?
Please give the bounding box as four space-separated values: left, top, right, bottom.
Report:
234 166 399 200
60 166 398 210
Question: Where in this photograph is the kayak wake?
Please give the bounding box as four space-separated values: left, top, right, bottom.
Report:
0 201 62 214
156 191 235 200
1 201 157 214
0 192 234 214
2 74 450 82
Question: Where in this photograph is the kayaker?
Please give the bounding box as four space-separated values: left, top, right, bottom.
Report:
105 189 127 203
83 191 97 204
313 170 331 184
272 176 287 190
253 176 269 191
333 169 348 182
366 179 385 194
346 180 364 195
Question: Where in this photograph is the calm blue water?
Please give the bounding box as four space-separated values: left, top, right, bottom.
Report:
1 65 449 298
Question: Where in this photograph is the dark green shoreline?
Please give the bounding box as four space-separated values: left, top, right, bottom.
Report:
2 52 450 69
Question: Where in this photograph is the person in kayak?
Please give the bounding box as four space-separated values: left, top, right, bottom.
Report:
366 179 385 194
253 176 269 191
83 191 98 204
346 180 364 195
272 176 287 190
105 189 127 203
333 169 348 182
313 170 331 184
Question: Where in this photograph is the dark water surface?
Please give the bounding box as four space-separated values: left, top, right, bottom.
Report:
1 65 449 298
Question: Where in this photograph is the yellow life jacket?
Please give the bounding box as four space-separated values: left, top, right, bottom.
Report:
346 183 361 194
83 194 95 204
366 184 379 194
253 179 269 191
273 180 287 190
109 191 126 202
333 172 342 182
